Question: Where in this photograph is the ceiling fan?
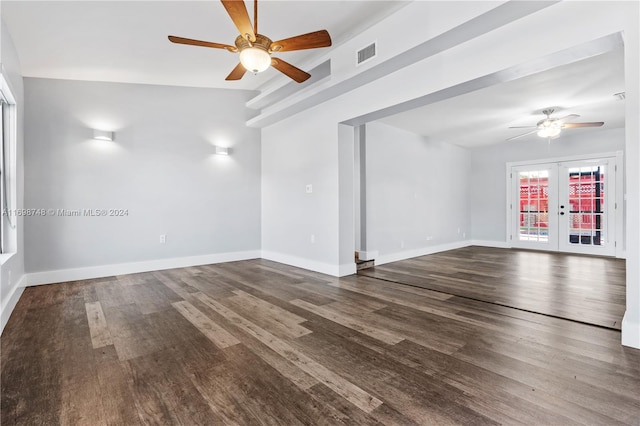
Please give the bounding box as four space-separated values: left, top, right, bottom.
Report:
168 0 332 83
507 108 604 141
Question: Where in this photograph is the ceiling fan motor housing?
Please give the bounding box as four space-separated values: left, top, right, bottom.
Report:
235 33 272 51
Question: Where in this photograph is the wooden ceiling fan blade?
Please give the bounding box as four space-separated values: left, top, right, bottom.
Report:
270 30 332 52
506 129 538 141
221 0 255 41
225 63 247 80
271 58 310 83
168 36 236 52
563 122 604 128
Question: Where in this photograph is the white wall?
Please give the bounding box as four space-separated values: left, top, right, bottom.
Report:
338 123 356 275
365 121 470 264
261 106 341 275
0 18 25 333
260 1 639 347
470 127 625 243
1 1 638 347
23 78 261 281
622 0 640 348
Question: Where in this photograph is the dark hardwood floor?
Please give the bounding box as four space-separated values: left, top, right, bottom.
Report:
2 257 639 425
360 246 626 330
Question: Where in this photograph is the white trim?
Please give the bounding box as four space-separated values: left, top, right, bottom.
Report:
1 71 18 256
261 251 344 277
0 252 15 266
469 240 510 249
338 263 357 277
1 275 25 335
24 250 261 287
0 70 17 104
506 152 623 257
375 241 469 266
507 151 621 168
357 250 378 261
621 311 640 349
506 162 513 248
614 150 625 258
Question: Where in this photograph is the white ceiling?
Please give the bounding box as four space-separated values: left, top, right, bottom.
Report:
379 48 626 148
1 0 406 91
2 1 626 148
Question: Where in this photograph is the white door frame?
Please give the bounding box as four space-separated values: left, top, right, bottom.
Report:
509 163 559 252
557 158 616 256
506 151 624 258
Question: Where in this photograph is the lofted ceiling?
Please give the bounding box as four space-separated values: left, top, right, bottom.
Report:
1 0 406 91
1 1 626 148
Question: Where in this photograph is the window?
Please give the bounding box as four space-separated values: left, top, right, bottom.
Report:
1 74 17 256
1 98 4 253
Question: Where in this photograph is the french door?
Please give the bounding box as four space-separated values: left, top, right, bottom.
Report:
510 156 618 256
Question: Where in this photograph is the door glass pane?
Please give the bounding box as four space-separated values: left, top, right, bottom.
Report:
567 165 606 246
518 170 549 242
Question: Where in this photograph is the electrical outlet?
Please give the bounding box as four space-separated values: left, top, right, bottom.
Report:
426 236 434 241
305 184 313 193
463 232 466 238
160 234 166 244
400 240 405 249
310 234 315 244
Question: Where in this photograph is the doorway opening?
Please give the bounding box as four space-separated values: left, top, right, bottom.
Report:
508 152 623 257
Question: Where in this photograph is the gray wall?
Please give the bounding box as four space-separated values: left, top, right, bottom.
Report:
261 112 340 273
24 78 261 272
365 121 470 259
469 127 625 242
1 18 25 331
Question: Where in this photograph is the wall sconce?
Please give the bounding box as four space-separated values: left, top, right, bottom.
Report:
214 146 230 156
93 129 114 141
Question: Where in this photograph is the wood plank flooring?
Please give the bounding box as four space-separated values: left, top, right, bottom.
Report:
359 246 626 330
2 258 639 425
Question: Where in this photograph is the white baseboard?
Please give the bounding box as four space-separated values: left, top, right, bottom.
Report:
469 240 510 249
261 251 350 277
621 311 640 349
1 275 25 335
357 250 379 261
25 250 261 287
375 240 470 266
338 262 357 277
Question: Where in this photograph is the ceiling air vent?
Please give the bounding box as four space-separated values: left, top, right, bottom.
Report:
356 42 377 66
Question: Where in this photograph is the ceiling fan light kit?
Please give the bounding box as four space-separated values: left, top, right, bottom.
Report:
537 126 561 138
236 34 271 73
536 113 562 138
239 48 271 73
168 0 332 83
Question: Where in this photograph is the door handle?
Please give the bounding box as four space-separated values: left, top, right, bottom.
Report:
560 212 565 215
